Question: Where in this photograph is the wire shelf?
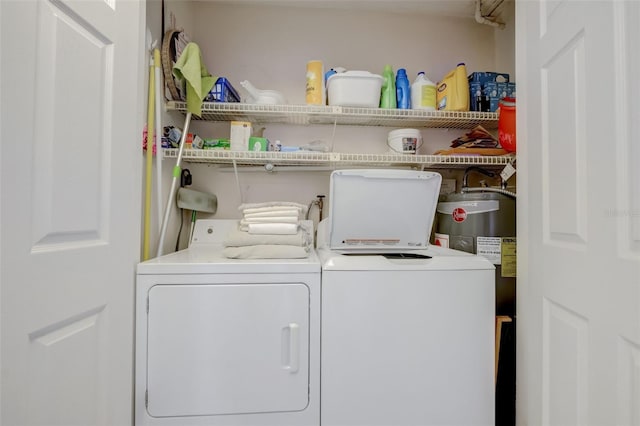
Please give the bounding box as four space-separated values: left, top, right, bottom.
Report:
164 149 514 169
166 102 499 129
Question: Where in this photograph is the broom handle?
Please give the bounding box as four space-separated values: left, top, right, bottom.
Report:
143 54 155 261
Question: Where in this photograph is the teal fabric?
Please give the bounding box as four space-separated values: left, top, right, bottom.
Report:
172 42 216 116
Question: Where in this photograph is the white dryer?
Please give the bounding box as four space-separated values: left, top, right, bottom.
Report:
135 220 320 426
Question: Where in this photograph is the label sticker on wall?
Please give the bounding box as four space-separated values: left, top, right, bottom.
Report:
476 236 501 264
501 237 517 277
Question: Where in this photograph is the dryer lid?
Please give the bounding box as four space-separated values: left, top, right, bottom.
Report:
328 169 442 252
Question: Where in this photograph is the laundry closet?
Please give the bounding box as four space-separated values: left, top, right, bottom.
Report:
144 0 516 424
149 0 515 244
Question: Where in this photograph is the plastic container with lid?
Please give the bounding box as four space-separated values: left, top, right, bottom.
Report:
395 68 411 109
326 71 384 107
411 72 436 110
387 128 422 154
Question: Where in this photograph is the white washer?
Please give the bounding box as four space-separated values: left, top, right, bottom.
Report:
135 220 320 426
318 243 495 426
318 169 495 425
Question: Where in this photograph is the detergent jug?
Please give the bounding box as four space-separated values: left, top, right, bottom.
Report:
436 63 470 111
411 71 437 110
395 68 411 109
379 64 396 109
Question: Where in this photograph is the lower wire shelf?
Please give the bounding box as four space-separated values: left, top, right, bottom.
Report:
162 148 515 170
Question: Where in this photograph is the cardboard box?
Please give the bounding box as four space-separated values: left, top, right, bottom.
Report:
230 121 252 151
497 82 509 100
468 72 510 112
469 81 483 99
483 82 500 112
248 136 268 151
468 72 510 86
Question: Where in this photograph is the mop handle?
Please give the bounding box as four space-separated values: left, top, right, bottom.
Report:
157 112 192 257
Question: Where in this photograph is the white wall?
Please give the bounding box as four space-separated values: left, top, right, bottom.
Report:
149 1 515 252
493 0 515 79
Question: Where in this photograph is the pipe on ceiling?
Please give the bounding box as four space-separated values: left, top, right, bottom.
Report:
475 0 506 29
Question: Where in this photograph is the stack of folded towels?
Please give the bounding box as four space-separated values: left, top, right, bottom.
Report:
222 202 312 259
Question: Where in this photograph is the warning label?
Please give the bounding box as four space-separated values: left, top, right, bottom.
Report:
501 238 517 277
434 233 450 248
476 236 502 264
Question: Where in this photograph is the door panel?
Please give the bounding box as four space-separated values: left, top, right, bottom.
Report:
518 1 640 425
27 306 107 425
542 299 588 425
617 338 640 425
146 283 310 417
32 0 112 249
0 0 144 424
616 1 640 254
541 27 587 246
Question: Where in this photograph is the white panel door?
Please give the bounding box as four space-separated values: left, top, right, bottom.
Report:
0 0 144 424
517 1 640 425
146 283 310 417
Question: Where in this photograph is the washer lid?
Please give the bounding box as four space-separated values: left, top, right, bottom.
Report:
328 169 442 251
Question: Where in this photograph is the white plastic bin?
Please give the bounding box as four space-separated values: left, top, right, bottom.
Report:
326 71 383 107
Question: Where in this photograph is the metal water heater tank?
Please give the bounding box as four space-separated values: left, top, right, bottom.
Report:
435 190 516 316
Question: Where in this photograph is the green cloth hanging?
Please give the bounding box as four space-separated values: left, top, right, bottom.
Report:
172 42 216 116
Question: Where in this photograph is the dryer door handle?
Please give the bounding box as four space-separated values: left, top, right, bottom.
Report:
282 323 299 373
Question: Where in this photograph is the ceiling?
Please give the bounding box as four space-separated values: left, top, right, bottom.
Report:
197 0 510 20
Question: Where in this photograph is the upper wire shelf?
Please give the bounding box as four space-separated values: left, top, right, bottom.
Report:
166 101 499 129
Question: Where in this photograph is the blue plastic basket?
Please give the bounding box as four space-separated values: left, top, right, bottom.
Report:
205 77 240 103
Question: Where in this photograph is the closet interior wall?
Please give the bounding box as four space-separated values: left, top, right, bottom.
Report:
153 0 515 249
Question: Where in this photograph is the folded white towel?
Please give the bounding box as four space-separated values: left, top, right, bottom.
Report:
243 206 302 214
223 228 310 247
243 208 300 219
240 217 299 226
223 244 310 259
239 202 308 216
243 223 299 235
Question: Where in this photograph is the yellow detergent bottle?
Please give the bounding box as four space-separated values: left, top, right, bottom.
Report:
306 60 325 105
436 63 470 111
